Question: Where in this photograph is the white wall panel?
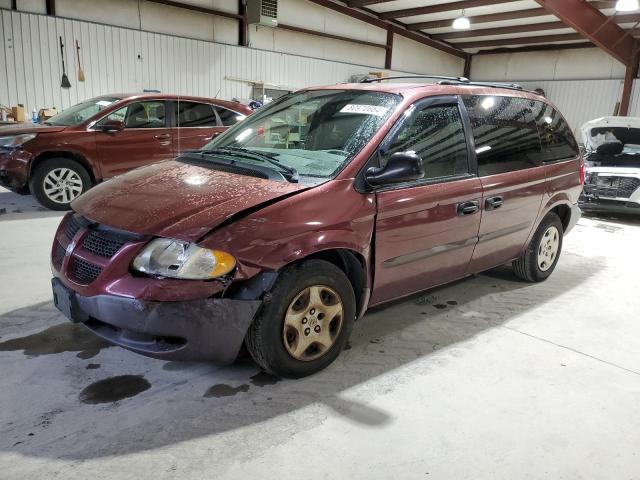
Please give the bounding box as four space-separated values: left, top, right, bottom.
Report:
391 34 465 76
1 9 438 113
471 48 626 82
518 79 625 135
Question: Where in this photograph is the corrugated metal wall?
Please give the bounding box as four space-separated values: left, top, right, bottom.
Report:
0 8 413 113
518 79 627 137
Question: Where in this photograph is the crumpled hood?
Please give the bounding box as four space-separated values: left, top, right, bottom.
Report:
72 160 308 241
0 124 67 135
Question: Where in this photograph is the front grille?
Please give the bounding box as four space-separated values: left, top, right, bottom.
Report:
69 257 103 285
81 230 128 258
584 175 640 199
64 214 89 240
52 241 66 270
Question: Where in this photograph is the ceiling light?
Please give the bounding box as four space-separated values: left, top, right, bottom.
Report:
452 15 470 30
453 10 470 29
616 0 639 11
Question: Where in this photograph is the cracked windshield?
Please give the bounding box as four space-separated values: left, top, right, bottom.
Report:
200 89 401 183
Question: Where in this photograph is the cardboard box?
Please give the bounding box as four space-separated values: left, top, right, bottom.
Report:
39 108 57 121
11 105 25 122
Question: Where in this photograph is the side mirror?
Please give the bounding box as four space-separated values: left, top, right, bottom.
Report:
99 119 124 132
365 151 425 187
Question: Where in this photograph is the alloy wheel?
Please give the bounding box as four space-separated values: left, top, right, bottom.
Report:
43 168 84 204
283 285 344 362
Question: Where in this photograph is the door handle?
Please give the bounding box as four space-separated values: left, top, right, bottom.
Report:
154 133 171 140
485 196 504 210
457 200 480 216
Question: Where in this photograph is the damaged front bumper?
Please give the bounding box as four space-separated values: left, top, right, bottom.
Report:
52 278 261 364
0 148 31 191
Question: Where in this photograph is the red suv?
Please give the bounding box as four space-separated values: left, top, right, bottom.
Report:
50 78 583 378
0 94 252 209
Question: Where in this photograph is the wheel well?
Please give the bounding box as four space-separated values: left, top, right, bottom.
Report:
304 249 368 316
30 151 96 184
550 204 570 231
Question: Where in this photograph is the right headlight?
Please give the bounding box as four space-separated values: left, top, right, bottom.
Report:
132 238 236 280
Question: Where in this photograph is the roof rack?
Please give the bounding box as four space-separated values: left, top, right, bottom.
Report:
361 75 471 84
361 75 534 94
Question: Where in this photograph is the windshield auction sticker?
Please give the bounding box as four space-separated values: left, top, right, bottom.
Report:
340 104 389 116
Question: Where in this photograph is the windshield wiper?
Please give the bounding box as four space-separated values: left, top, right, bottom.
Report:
205 147 299 183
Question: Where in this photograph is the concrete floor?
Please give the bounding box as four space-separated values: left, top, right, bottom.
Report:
1 185 640 479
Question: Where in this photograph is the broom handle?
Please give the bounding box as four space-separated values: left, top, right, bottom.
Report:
76 40 81 65
59 36 67 74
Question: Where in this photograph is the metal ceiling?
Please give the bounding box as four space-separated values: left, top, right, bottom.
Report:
341 0 640 57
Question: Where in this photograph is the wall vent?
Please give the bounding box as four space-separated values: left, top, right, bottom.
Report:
247 0 278 27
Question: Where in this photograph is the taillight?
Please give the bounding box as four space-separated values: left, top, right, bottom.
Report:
579 156 585 185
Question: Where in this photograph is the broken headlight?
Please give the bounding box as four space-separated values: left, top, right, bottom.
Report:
132 238 235 279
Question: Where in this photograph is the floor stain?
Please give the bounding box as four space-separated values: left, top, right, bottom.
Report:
447 300 458 306
203 384 250 398
0 323 110 358
85 363 100 370
162 361 204 371
344 341 352 350
79 375 151 404
250 371 280 387
432 304 448 309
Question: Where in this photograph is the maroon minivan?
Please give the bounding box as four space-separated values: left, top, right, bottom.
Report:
0 94 252 210
50 78 584 378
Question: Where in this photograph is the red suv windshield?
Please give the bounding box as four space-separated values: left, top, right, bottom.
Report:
202 89 401 181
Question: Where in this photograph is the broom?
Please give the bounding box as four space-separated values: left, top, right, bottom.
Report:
59 36 71 89
76 40 85 82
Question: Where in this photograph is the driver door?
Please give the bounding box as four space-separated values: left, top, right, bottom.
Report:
95 100 174 178
370 97 482 305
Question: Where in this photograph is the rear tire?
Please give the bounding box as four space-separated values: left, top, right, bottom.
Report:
512 212 563 282
245 260 356 378
29 158 92 211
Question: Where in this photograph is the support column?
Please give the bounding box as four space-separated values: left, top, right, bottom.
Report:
384 28 393 70
45 0 56 16
620 57 639 116
239 0 248 47
463 53 472 79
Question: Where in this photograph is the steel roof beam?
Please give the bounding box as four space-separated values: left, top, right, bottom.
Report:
534 0 639 66
308 0 467 58
379 0 514 20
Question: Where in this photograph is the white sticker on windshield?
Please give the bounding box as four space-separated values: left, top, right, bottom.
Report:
340 104 389 116
96 100 114 107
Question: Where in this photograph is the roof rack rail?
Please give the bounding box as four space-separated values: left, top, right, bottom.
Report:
361 75 471 84
361 75 535 94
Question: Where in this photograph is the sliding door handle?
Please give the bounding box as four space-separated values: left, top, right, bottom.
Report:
457 200 480 216
485 196 504 210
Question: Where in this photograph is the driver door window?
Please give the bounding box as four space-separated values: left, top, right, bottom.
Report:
96 101 166 129
384 104 470 180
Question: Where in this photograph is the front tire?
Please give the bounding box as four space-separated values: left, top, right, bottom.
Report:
512 212 563 282
29 158 92 211
245 260 356 378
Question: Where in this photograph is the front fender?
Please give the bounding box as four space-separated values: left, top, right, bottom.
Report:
200 179 376 286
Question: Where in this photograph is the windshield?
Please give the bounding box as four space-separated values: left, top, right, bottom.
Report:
201 89 401 183
46 97 121 126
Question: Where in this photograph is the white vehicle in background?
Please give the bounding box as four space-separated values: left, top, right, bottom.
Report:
579 116 640 215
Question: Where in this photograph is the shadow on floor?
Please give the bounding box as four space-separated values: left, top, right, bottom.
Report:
0 256 601 460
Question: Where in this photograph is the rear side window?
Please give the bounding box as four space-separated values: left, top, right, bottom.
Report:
531 101 579 161
215 107 244 126
384 103 469 179
463 95 542 176
177 102 218 127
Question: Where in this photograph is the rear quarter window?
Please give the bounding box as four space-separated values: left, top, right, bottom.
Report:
463 95 542 176
531 101 579 162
